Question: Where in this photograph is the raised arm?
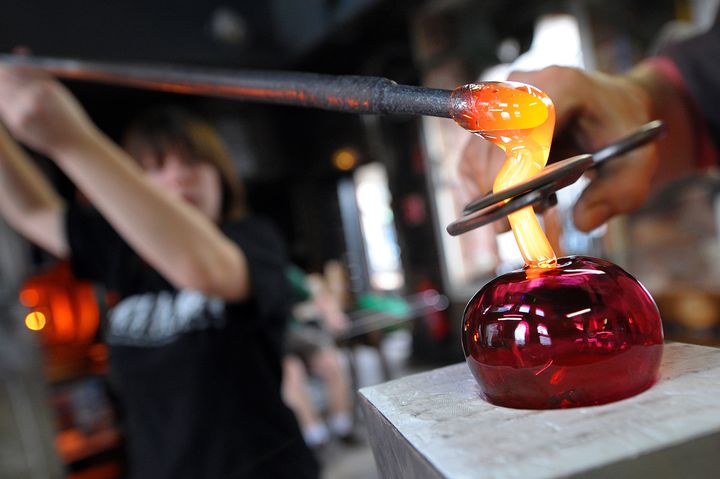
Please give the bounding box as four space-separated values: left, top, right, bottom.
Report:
0 66 250 301
0 124 67 257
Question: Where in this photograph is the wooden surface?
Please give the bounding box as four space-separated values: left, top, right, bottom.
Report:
359 342 720 478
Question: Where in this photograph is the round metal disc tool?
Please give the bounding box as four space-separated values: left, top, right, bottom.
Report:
463 154 592 214
450 120 665 236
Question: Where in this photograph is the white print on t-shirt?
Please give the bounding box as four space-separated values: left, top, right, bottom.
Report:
106 290 226 346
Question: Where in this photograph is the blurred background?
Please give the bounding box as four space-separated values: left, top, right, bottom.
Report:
1 0 720 478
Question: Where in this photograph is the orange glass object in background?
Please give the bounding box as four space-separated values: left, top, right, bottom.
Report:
450 82 557 269
20 261 99 345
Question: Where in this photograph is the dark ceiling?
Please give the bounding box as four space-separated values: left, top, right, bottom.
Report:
0 0 395 69
0 0 677 179
0 0 422 135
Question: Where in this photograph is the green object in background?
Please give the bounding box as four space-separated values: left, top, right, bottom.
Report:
286 264 311 303
356 293 410 317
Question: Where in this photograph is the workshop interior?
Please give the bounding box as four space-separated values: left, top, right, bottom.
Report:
1 1 719 478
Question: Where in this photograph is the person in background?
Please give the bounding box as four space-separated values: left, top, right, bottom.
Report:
282 265 356 453
460 14 720 232
0 65 318 479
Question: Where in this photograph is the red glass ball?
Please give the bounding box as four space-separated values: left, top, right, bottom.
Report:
462 256 663 409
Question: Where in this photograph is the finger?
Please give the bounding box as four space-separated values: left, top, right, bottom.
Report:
0 70 29 120
458 136 505 198
0 63 27 83
0 58 53 87
0 69 42 107
493 217 511 233
508 66 586 134
548 132 583 164
12 46 32 55
572 145 656 231
457 148 484 199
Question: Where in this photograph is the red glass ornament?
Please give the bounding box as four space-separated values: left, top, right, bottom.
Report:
462 256 663 409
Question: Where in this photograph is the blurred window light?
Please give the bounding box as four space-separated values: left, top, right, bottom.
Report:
354 163 405 291
482 14 585 81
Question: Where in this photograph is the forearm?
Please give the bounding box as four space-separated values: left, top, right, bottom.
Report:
53 130 249 299
0 126 67 257
626 60 701 189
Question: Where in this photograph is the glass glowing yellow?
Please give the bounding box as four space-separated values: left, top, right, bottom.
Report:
451 82 557 269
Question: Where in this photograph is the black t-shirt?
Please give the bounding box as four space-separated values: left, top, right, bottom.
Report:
664 14 720 151
66 205 318 479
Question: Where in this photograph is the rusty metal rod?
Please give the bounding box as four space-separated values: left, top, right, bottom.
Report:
0 54 453 119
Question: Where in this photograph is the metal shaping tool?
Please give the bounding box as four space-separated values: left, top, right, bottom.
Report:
446 120 665 236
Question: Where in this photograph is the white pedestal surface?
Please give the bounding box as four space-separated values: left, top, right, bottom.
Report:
359 342 720 478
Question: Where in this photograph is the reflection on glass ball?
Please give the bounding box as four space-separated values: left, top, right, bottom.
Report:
462 256 663 409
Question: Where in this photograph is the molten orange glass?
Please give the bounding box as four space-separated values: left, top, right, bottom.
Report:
452 82 663 410
450 82 557 269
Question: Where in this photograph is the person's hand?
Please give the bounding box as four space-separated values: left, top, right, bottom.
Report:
0 64 98 157
459 66 656 232
321 307 351 335
313 293 351 334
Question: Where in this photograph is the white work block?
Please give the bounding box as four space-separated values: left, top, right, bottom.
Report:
359 342 720 478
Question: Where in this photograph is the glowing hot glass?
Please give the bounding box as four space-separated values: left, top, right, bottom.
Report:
451 82 557 269
451 82 663 409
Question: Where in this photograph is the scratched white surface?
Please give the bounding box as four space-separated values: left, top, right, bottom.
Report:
360 342 720 479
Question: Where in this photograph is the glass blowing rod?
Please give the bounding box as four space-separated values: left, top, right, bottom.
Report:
0 54 453 119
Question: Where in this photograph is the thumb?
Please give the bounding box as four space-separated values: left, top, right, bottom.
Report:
573 201 612 232
572 148 655 231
